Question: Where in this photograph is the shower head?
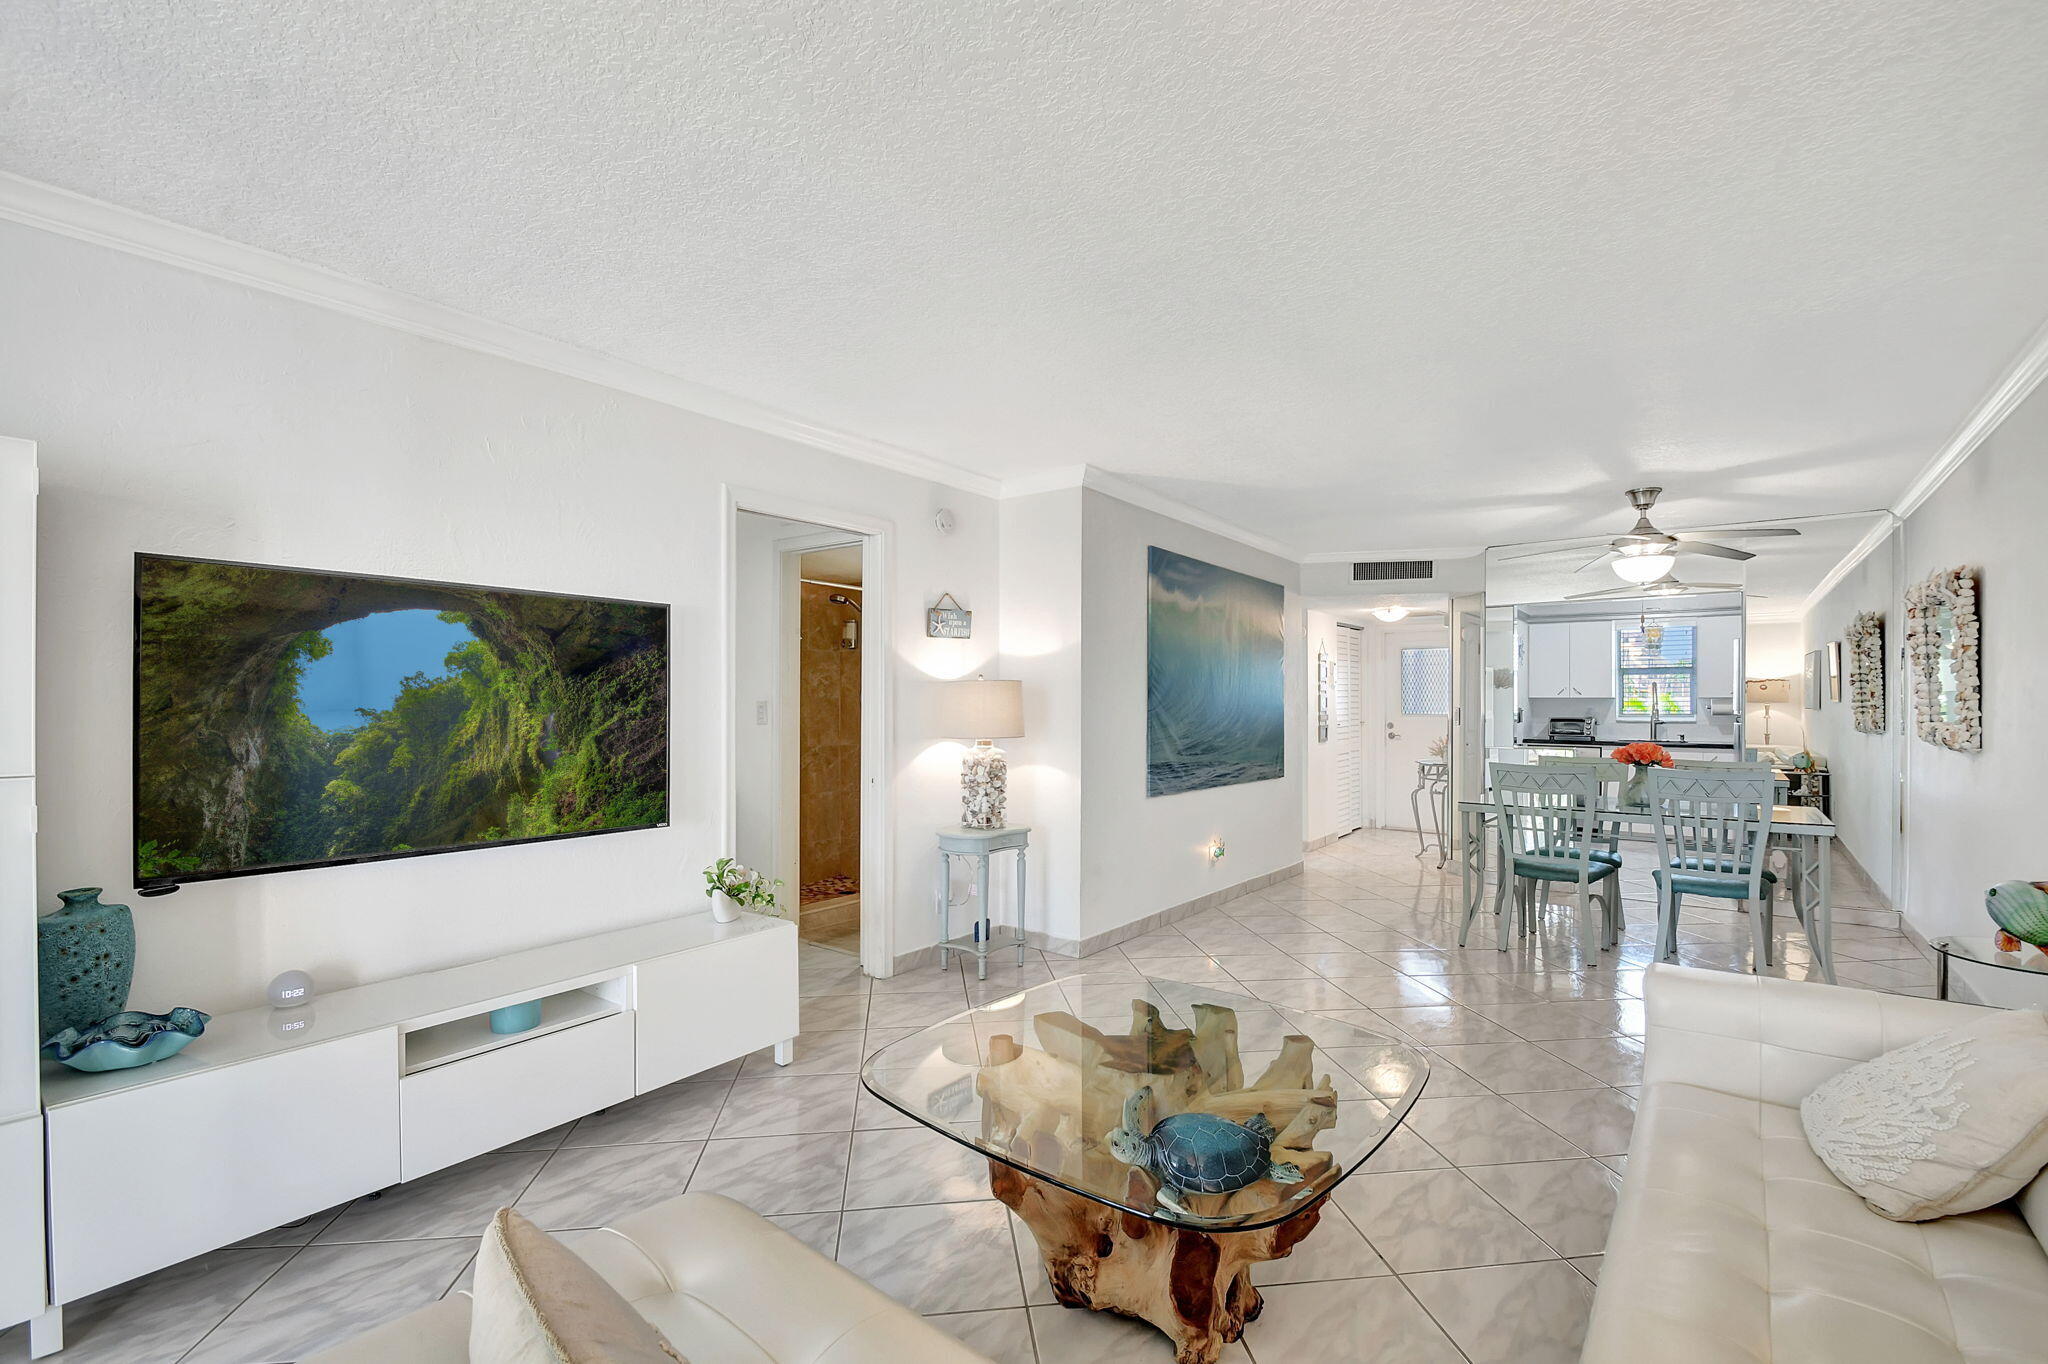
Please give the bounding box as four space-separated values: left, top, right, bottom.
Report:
828 593 862 612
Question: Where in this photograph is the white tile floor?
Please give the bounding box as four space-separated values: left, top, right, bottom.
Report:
0 828 1924 1363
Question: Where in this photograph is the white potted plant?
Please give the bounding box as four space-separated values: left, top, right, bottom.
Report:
703 857 782 923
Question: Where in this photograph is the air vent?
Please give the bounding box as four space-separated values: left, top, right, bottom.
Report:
1352 560 1434 581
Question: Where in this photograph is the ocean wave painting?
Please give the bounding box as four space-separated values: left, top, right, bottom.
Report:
1147 547 1286 797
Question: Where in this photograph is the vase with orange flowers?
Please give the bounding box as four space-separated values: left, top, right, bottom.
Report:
1611 741 1675 808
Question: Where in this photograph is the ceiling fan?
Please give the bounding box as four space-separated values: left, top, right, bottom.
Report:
1500 487 1800 584
1565 576 1743 602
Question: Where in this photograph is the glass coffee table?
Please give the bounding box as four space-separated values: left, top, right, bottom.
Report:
861 974 1427 1363
1931 935 2048 1001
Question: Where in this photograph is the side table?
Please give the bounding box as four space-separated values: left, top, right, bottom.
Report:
1930 935 2048 1002
937 825 1030 980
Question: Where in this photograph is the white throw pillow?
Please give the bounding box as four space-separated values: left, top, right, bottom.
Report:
1801 1008 2048 1221
469 1207 685 1363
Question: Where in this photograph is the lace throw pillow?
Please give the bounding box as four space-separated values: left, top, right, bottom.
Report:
1801 1008 2048 1221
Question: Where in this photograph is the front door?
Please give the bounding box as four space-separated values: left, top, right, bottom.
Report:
1374 624 1452 830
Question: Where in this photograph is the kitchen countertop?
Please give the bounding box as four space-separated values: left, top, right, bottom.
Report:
1515 739 1738 751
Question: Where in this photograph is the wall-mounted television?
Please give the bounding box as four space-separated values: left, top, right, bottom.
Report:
134 554 669 892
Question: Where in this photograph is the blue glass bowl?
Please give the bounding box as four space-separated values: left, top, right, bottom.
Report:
42 1007 211 1072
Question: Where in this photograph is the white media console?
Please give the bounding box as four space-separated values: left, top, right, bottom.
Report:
30 909 798 1356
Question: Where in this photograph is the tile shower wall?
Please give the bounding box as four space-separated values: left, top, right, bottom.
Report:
800 582 861 890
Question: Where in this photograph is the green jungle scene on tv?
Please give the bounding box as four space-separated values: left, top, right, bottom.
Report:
136 557 668 880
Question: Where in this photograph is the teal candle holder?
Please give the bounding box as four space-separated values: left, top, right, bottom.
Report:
489 1000 543 1034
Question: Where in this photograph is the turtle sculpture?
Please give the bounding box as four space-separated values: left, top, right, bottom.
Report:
1106 1085 1303 1219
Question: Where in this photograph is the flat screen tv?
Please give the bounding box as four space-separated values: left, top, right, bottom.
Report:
134 554 668 892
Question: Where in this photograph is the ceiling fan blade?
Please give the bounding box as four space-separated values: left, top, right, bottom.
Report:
1495 541 1609 562
1673 527 1801 541
1676 542 1754 562
1564 586 1639 601
1575 550 1618 573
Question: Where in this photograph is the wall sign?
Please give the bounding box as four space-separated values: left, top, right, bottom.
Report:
927 592 972 638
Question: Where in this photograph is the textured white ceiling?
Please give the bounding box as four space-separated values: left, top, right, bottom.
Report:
6 2 2047 555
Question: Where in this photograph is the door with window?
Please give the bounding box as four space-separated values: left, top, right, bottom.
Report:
1374 624 1452 829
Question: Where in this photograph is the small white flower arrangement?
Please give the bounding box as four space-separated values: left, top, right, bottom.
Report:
703 857 783 922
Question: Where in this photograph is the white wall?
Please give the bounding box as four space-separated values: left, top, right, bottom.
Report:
0 221 999 1011
1078 489 1303 944
1895 381 2048 947
1801 533 1902 904
1742 619 1807 750
995 488 1086 947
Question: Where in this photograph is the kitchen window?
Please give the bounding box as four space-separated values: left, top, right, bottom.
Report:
1616 624 1695 719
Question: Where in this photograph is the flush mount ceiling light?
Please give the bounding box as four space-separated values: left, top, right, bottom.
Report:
1611 549 1677 584
1369 605 1411 622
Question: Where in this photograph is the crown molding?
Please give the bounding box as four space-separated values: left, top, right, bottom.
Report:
1893 312 2048 519
1074 468 1300 561
1797 512 1900 620
1796 311 2048 618
997 465 1089 498
1299 545 1487 565
0 171 1004 499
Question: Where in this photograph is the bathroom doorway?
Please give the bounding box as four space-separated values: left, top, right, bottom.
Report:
794 546 863 954
730 507 880 965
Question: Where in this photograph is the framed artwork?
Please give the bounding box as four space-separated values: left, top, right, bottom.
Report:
1146 547 1285 796
1803 650 1824 710
1905 566 1981 751
1827 640 1842 701
1847 612 1885 733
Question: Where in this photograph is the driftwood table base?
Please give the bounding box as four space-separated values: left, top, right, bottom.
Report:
991 1161 1322 1364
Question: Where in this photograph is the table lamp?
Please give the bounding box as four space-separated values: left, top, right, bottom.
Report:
934 677 1024 828
1746 677 1793 746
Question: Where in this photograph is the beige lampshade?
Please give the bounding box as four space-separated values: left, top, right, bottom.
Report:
1746 677 1793 704
933 678 1025 740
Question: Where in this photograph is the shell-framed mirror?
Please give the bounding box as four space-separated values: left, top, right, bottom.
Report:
1846 611 1886 734
1905 567 1980 751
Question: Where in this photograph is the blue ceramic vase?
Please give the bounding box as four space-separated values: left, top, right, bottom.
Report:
37 888 135 1044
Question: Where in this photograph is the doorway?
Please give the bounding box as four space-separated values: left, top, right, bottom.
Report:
794 546 863 953
1371 621 1453 830
731 509 878 964
1331 623 1365 835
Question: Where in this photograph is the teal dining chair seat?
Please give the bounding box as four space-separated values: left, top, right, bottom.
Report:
1655 864 1777 899
1516 853 1622 882
1535 846 1624 868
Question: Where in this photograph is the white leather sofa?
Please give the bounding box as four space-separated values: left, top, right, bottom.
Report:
1586 964 2048 1363
307 1192 989 1363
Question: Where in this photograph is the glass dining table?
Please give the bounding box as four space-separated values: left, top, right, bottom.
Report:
1454 796 1840 981
861 974 1427 1364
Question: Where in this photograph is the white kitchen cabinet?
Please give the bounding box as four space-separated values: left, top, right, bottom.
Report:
1568 620 1615 697
1526 623 1572 697
1527 620 1615 698
1696 616 1740 698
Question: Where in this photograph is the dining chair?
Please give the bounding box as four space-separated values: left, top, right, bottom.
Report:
1487 761 1622 959
1641 768 1778 968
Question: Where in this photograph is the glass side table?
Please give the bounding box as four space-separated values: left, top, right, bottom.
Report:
1930 936 2048 1001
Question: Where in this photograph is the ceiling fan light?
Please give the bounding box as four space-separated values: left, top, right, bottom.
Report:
1369 605 1411 623
1612 552 1676 584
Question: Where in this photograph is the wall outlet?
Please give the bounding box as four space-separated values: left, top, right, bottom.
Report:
755 700 769 725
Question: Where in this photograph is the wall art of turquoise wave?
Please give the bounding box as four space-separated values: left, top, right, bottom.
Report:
1147 546 1285 797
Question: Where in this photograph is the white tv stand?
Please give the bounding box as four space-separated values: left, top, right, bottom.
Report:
30 909 797 1357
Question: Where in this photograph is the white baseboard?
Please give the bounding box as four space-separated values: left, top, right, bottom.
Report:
887 862 1306 974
